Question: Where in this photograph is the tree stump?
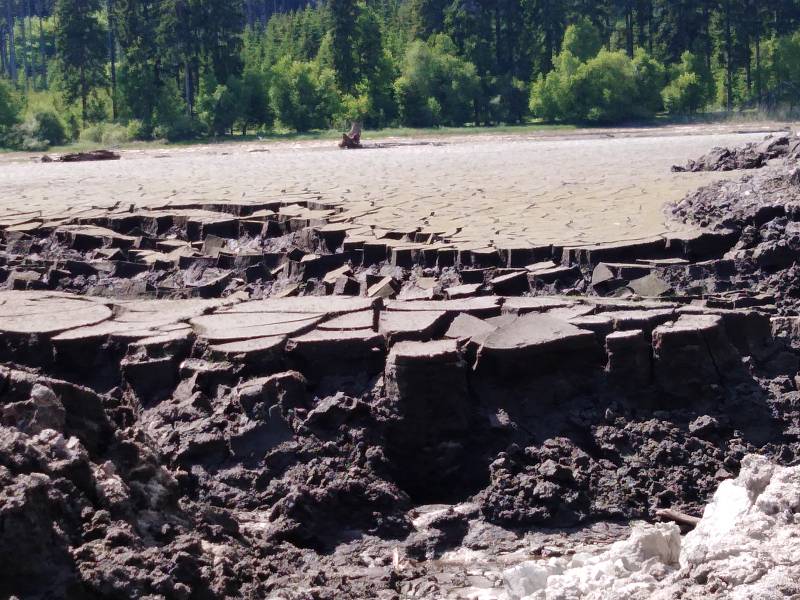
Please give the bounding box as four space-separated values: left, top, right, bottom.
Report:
339 121 363 149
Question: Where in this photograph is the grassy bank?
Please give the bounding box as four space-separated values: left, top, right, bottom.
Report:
9 110 795 157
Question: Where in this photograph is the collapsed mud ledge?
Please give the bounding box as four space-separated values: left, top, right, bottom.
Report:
2 133 800 599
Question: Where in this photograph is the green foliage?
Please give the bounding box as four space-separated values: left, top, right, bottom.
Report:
78 121 131 144
4 0 800 146
529 51 581 122
662 72 705 114
562 18 603 62
489 77 530 124
632 49 666 114
395 35 480 127
572 50 641 123
54 0 107 124
126 119 148 141
30 110 67 146
530 43 664 124
269 58 341 131
239 70 274 133
329 0 359 92
0 79 22 142
197 71 241 136
154 115 204 142
764 33 800 108
664 51 715 114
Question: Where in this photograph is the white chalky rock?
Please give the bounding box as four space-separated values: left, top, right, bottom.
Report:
675 454 800 599
503 522 680 600
502 455 800 600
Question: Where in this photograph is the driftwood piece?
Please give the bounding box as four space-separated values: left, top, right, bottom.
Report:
42 149 121 163
656 508 701 529
339 121 363 149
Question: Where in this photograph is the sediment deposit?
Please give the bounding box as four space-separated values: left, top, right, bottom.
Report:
2 128 800 599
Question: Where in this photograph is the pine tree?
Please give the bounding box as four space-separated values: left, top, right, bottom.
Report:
329 0 358 92
54 0 107 124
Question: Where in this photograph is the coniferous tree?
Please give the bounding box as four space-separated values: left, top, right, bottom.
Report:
329 0 358 92
54 0 106 124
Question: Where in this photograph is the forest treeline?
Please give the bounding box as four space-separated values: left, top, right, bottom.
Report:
0 0 799 149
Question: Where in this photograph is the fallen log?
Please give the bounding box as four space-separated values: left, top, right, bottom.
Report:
656 508 701 529
42 149 121 163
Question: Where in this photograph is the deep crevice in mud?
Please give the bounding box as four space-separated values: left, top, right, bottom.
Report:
2 131 800 598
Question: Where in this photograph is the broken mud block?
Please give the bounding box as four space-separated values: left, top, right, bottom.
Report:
225 296 375 316
526 260 559 273
202 234 226 258
607 308 677 335
0 367 112 452
6 270 45 290
315 223 350 252
605 329 651 386
0 293 112 345
490 271 529 295
685 259 736 280
502 297 574 316
391 245 427 268
56 225 138 251
385 339 469 444
318 310 374 331
112 261 151 278
445 283 482 299
753 240 795 269
387 296 502 319
771 316 800 348
386 340 486 501
680 306 771 356
286 328 385 378
190 312 323 343
323 265 353 287
363 242 389 266
563 237 666 266
652 314 741 399
297 253 352 281
498 245 553 268
218 250 265 271
665 229 738 261
177 358 239 396
207 335 287 375
437 248 457 267
379 310 448 344
529 265 581 286
368 276 399 299
627 273 672 298
445 313 496 345
599 263 653 280
333 275 360 296
567 314 614 343
397 282 436 300
225 374 299 459
475 313 602 377
186 216 239 241
121 355 181 402
187 270 233 298
469 247 502 268
64 259 101 277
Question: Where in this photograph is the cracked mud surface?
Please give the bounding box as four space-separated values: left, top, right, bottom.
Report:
2 125 800 599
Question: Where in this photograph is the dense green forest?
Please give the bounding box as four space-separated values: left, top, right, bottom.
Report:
0 0 799 149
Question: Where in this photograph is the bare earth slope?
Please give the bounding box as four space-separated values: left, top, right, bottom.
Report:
2 123 800 600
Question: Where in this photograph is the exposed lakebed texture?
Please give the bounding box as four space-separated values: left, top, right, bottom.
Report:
2 129 800 599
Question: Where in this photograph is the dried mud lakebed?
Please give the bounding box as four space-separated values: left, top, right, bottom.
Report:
2 126 800 599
